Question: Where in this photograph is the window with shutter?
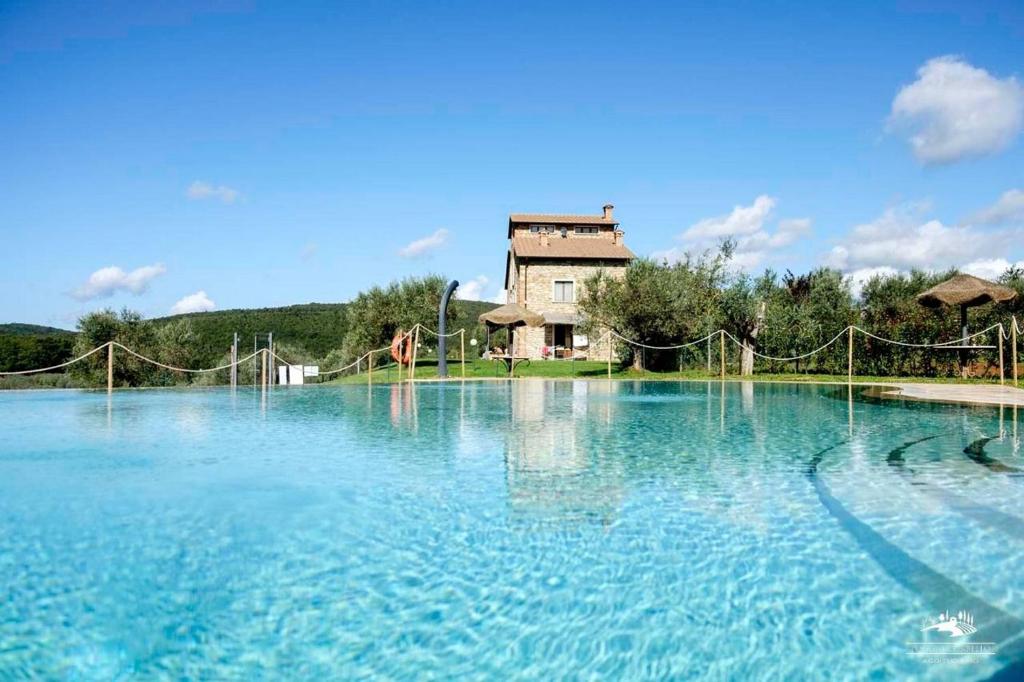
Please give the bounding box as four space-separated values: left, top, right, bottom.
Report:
552 280 574 303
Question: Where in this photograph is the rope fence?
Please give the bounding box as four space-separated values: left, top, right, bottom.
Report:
113 342 264 374
1 318 1020 388
602 322 1015 386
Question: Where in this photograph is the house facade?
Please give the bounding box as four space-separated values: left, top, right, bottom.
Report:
504 204 634 360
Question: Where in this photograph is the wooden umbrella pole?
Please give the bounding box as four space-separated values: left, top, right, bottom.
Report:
107 341 114 393
368 350 374 385
847 326 854 383
460 329 465 379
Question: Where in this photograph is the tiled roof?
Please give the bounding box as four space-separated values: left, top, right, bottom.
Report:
511 236 634 260
508 213 618 226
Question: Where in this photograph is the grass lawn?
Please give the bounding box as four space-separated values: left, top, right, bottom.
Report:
322 357 1015 386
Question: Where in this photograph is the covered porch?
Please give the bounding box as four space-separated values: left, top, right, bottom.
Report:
540 312 588 359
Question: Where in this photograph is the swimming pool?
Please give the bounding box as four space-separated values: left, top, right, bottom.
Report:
1 381 1021 679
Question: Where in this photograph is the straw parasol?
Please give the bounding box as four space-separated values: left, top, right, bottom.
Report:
478 303 545 328
917 273 1017 375
478 304 544 375
917 274 1017 310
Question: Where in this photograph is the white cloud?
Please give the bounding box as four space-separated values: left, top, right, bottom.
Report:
682 195 776 240
962 258 1024 281
170 290 216 315
456 275 489 300
825 202 996 271
456 275 506 303
489 290 508 304
828 201 1024 295
654 196 811 271
186 180 241 204
398 228 449 258
737 217 812 253
846 259 1023 299
72 263 167 301
847 266 900 298
888 55 1024 164
967 188 1024 225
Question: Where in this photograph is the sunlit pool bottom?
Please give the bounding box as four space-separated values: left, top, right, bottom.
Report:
1 381 1022 679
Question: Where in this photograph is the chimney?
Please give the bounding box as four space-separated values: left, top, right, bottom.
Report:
539 231 549 247
603 203 614 220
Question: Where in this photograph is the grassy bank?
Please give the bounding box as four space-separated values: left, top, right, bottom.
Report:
4 359 1014 390
322 358 1014 386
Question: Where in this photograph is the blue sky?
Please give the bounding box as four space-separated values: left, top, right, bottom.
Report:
2 1 1023 327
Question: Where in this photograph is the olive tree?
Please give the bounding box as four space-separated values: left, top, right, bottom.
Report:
578 245 731 371
341 275 458 364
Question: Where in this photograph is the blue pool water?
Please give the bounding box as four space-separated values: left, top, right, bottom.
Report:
1 381 1022 680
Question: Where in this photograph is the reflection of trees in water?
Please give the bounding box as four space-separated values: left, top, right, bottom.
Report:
326 380 861 531
695 381 852 533
498 381 858 532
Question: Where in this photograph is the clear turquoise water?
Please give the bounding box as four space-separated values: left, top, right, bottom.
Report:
1 381 1022 680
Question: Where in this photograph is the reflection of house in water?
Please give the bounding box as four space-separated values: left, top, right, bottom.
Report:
503 381 625 526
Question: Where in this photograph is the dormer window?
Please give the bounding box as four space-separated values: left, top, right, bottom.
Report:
574 226 599 235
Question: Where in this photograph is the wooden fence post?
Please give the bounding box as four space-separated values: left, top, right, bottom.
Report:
368 351 373 385
1013 317 1019 388
719 330 725 380
107 342 114 393
607 333 612 380
397 329 404 383
998 324 1004 386
410 325 420 383
847 326 854 383
460 329 466 379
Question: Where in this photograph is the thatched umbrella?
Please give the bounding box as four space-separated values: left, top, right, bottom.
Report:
917 274 1017 374
478 304 544 376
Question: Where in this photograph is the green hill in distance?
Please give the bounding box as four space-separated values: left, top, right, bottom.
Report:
157 302 350 361
155 299 498 362
0 324 76 373
1 299 500 373
0 323 75 336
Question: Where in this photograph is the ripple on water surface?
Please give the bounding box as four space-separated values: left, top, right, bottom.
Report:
0 382 1021 679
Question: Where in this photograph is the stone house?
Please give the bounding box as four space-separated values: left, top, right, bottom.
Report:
503 204 634 360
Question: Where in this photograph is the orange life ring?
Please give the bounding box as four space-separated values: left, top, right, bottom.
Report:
390 330 413 365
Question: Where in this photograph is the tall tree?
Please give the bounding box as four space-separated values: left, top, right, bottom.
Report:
70 308 161 387
720 273 772 376
341 275 458 363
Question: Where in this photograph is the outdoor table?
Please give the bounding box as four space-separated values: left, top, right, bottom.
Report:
490 355 531 376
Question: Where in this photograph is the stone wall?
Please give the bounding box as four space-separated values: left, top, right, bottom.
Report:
511 259 624 360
